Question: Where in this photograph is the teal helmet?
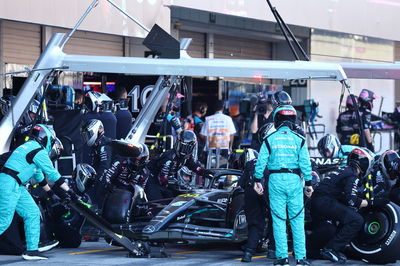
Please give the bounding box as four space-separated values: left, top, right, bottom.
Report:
273 105 297 128
31 124 57 153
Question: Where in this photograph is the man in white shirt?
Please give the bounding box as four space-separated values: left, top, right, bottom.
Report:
200 100 237 153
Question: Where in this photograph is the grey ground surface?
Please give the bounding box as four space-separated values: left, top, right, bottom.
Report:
0 240 399 266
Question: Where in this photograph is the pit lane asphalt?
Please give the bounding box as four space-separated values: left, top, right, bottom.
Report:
0 240 398 266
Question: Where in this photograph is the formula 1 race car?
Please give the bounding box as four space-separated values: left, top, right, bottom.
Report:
105 169 248 245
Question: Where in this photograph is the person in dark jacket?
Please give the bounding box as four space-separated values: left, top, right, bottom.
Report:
336 94 358 145
311 147 374 263
239 149 276 263
113 87 133 140
80 119 113 208
358 89 378 152
146 130 210 201
103 143 150 191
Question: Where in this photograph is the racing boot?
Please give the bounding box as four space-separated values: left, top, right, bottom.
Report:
320 248 346 264
296 259 311 265
241 248 254 262
273 258 290 266
38 240 59 252
22 250 48 260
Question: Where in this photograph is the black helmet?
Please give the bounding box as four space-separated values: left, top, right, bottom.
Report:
379 150 400 180
49 137 64 161
258 123 276 143
273 105 297 128
81 119 104 147
72 163 96 194
358 89 378 110
129 143 149 171
238 148 259 169
174 130 197 157
273 91 292 106
31 124 57 153
347 147 374 178
318 134 341 158
346 94 358 110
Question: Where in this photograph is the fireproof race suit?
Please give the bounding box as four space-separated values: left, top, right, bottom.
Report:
89 136 112 207
145 150 205 200
311 166 364 252
103 159 150 190
0 136 61 251
254 125 312 260
337 145 358 166
336 109 357 145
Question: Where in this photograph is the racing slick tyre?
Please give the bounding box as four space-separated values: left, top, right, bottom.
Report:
226 188 247 238
350 202 400 264
102 188 134 224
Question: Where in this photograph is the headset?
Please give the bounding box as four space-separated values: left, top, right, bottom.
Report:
200 104 207 115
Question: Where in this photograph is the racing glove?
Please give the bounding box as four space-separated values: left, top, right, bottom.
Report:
167 114 182 131
202 169 214 179
369 198 390 207
46 190 60 203
53 186 78 202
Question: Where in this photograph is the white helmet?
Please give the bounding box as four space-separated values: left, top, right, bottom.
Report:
318 134 341 158
80 119 104 147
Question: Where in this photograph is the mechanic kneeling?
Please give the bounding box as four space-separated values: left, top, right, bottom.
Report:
0 124 75 260
146 130 211 201
103 143 150 191
311 147 373 263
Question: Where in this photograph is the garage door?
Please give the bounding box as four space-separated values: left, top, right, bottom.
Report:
54 27 123 57
2 20 41 65
214 34 271 60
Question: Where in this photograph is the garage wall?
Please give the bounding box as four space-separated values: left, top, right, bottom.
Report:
2 20 40 65
214 34 271 60
53 27 123 57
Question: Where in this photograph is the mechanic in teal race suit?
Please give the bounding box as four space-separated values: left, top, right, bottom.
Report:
0 124 74 261
254 105 313 266
318 134 359 166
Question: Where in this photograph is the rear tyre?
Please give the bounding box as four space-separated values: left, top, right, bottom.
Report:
350 202 400 264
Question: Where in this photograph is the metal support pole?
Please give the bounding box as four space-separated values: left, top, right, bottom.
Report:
266 0 299 60
60 0 99 50
106 0 150 33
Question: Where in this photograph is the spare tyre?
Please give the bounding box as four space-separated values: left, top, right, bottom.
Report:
350 202 400 264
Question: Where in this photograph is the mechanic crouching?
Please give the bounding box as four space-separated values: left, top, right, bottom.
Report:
103 143 150 191
146 130 211 201
80 119 113 208
239 149 276 263
0 124 75 260
310 148 373 263
254 105 313 266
